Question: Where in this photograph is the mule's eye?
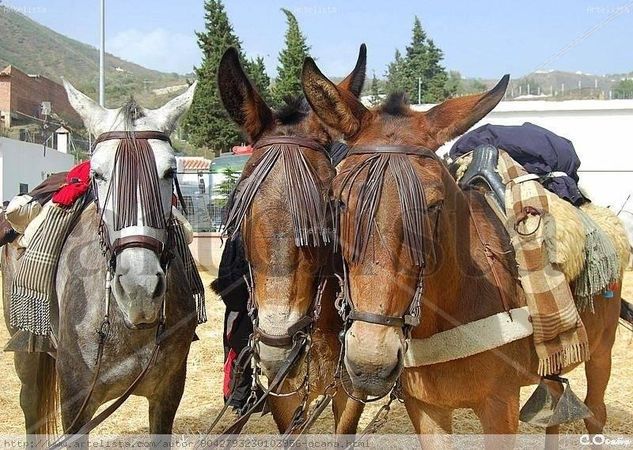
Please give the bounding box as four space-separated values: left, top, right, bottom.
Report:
164 168 176 179
91 170 106 182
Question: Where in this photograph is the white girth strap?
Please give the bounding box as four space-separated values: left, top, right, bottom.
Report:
404 306 533 367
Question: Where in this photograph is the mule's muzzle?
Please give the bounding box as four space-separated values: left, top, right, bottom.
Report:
344 349 403 397
112 247 167 329
344 322 404 396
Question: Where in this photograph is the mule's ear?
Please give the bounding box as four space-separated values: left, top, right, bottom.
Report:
425 75 509 146
63 79 107 136
153 81 197 134
337 43 367 98
218 47 273 141
302 57 368 137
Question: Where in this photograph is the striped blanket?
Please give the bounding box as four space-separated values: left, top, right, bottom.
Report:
9 197 206 337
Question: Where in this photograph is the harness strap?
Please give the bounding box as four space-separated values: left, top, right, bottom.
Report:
253 135 327 154
253 315 313 347
49 339 162 449
349 309 406 328
93 130 172 147
211 335 307 441
467 198 513 314
348 145 436 157
112 235 164 255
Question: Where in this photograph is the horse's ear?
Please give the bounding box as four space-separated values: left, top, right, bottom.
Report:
424 75 509 147
63 79 107 136
153 81 197 134
302 57 369 138
218 47 273 142
337 43 367 98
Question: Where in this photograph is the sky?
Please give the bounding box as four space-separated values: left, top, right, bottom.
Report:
6 0 633 79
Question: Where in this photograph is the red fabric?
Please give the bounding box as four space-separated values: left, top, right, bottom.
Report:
223 348 237 397
52 161 91 206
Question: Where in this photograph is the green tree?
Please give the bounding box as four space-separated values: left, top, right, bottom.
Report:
214 167 240 207
183 0 245 154
271 8 311 106
385 49 407 95
247 56 272 103
613 79 633 99
369 71 382 106
385 16 455 103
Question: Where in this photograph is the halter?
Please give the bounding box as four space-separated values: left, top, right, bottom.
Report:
91 130 177 269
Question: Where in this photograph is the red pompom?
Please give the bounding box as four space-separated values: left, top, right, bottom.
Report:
51 161 91 206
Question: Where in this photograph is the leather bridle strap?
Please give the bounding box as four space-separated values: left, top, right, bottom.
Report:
253 135 327 153
253 315 314 347
348 145 436 157
112 235 164 255
92 130 172 147
349 309 406 328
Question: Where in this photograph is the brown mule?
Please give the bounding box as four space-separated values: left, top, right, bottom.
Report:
216 46 367 433
301 58 623 440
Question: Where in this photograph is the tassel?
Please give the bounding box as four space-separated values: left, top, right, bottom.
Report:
574 210 620 312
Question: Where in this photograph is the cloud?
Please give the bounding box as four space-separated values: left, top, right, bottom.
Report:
107 28 200 74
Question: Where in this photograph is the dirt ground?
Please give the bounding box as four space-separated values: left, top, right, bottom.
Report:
0 270 632 435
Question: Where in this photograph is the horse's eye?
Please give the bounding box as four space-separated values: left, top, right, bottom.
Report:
428 201 444 213
91 171 106 182
164 168 176 179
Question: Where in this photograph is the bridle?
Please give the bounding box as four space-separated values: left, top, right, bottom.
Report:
333 144 442 403
230 135 335 391
48 129 180 449
198 135 337 440
91 130 178 270
336 145 441 335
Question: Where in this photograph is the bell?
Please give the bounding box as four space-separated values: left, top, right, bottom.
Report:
519 376 592 427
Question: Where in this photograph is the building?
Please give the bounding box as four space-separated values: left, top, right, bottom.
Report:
0 136 74 203
0 65 82 128
413 99 633 211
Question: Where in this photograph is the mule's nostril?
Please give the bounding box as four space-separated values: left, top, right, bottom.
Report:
152 273 165 298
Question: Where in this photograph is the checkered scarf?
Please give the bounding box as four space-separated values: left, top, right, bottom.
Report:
497 152 589 375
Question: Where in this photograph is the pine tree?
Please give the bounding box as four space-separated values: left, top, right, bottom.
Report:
271 8 311 106
246 56 272 104
385 16 455 103
385 49 407 95
183 0 246 153
369 71 382 106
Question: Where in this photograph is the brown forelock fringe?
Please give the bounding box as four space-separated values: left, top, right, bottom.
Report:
335 154 432 267
225 143 333 248
113 135 168 231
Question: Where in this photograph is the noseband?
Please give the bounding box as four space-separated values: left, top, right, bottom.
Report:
92 130 175 267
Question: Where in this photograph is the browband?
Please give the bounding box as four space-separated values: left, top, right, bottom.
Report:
253 135 327 154
93 131 172 147
348 145 436 157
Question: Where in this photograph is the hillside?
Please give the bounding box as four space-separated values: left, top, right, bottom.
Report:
0 6 190 107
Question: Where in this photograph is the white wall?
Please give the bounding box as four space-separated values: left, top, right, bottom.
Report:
412 100 633 211
0 137 75 203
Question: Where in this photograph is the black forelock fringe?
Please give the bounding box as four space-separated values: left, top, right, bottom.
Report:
276 95 310 125
121 97 145 127
380 92 410 116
